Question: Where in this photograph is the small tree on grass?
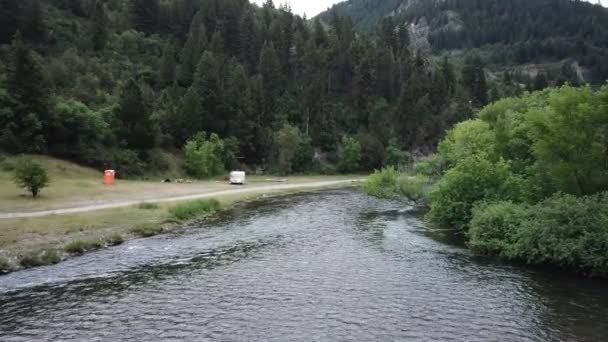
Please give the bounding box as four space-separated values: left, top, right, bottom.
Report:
184 132 226 179
13 158 49 198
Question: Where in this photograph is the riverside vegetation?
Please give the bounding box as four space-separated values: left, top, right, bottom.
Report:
364 85 608 277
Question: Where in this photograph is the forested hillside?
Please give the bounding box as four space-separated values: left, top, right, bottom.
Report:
1 0 505 177
320 0 608 84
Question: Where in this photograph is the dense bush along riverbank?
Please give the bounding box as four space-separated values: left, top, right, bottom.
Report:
364 85 608 277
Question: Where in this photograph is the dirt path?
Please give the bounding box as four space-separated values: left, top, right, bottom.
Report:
0 180 361 219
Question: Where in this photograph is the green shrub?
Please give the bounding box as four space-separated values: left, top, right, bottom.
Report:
65 239 103 254
169 199 220 221
19 249 61 268
363 167 399 199
13 158 50 198
105 233 125 246
184 132 227 179
337 135 362 173
384 138 412 169
138 202 159 210
50 99 111 165
437 119 498 168
272 124 313 175
468 193 608 276
0 257 12 273
397 174 430 202
313 160 337 175
414 154 448 179
131 223 163 237
145 149 171 172
426 157 529 231
468 201 531 256
512 192 608 275
526 86 608 195
107 149 145 178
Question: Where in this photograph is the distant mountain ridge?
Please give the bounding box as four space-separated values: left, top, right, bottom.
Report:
319 0 608 84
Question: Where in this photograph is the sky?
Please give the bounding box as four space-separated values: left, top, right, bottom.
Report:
252 0 605 17
251 0 344 17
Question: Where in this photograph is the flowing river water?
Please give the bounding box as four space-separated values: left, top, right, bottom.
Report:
1 190 607 341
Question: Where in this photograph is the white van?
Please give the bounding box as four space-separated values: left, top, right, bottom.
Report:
230 171 246 185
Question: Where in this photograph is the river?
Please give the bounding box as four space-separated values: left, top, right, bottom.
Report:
1 190 607 341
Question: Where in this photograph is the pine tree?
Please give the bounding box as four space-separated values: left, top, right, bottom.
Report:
0 0 21 44
313 19 327 47
224 63 256 158
116 79 156 150
177 88 204 143
533 72 549 90
192 52 222 134
258 42 282 92
210 30 225 55
178 13 207 86
2 32 48 152
441 57 456 96
22 0 46 43
159 43 176 88
239 9 258 72
129 0 159 34
462 56 488 108
91 0 109 51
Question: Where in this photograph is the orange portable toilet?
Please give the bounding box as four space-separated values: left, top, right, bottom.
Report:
103 170 116 185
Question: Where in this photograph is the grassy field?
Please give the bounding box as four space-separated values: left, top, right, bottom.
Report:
0 155 355 213
0 155 361 271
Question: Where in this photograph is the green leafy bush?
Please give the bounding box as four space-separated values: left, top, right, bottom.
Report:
184 132 227 179
272 124 313 175
397 174 430 202
469 193 608 276
106 149 145 178
337 135 362 173
426 157 529 231
414 154 448 179
363 167 400 199
437 119 498 168
50 99 110 165
13 158 50 198
169 199 220 221
512 192 608 275
468 201 531 256
384 138 411 169
526 85 608 195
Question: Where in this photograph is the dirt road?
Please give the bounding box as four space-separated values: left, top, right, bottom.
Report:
0 179 361 219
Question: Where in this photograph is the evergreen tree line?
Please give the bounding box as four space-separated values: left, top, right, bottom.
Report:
1 0 514 176
323 0 608 84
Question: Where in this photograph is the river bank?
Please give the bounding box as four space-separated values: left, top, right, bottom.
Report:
0 178 361 275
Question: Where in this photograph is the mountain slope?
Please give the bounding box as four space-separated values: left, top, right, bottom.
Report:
320 0 608 83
